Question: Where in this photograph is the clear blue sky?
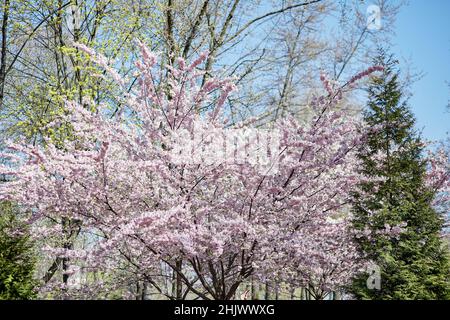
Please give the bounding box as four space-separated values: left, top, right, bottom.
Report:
392 0 450 142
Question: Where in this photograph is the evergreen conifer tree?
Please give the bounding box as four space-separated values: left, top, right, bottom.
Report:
351 50 450 299
0 201 36 299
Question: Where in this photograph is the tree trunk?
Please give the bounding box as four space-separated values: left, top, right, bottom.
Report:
165 0 175 65
172 259 183 299
300 286 305 300
0 0 10 110
264 282 271 300
251 279 259 299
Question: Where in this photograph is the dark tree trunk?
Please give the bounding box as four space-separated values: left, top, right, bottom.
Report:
0 0 10 110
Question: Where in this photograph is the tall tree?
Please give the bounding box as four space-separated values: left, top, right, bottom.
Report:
351 50 450 299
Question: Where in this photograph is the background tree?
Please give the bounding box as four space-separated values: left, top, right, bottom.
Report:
0 201 36 299
351 50 450 300
0 0 401 143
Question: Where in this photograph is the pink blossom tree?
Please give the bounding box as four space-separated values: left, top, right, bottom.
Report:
0 41 387 299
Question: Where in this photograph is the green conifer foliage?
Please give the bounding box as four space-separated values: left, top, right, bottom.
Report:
351 50 450 300
0 201 36 299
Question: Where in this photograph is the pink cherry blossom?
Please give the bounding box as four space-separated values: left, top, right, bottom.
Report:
0 41 391 299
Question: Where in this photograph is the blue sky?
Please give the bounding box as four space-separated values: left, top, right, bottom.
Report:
392 0 450 141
